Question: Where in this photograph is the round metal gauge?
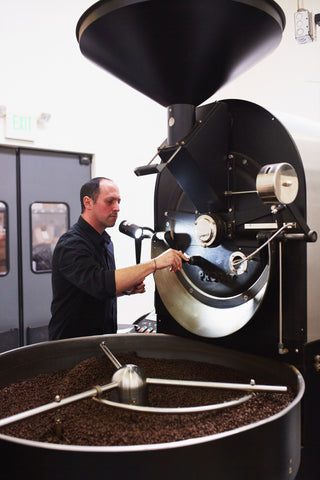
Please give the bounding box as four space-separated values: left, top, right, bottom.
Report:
256 162 299 205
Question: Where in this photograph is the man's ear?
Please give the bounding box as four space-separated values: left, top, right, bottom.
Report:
83 195 93 210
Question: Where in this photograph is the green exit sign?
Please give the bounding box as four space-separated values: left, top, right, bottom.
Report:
5 111 35 141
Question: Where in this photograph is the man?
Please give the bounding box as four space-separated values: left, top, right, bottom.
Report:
48 177 188 340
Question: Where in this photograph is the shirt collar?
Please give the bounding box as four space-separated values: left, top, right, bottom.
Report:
102 230 112 245
77 216 111 247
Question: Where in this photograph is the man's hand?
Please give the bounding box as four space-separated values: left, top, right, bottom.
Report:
127 281 146 295
154 249 189 273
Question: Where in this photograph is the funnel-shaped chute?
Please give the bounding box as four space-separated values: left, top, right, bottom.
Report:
76 0 285 107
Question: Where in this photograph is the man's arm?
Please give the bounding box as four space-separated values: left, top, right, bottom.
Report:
114 249 188 294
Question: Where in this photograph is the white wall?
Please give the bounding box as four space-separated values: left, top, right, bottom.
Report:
0 1 319 338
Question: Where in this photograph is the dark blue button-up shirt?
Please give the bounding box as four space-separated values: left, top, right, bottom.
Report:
49 216 117 340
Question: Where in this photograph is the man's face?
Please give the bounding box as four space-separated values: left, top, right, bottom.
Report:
85 179 121 232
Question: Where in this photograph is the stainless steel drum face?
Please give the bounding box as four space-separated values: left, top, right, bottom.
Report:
152 237 269 338
152 150 271 338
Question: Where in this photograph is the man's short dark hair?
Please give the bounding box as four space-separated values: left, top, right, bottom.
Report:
80 177 111 213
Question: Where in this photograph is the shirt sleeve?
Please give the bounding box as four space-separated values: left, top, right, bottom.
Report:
53 236 116 301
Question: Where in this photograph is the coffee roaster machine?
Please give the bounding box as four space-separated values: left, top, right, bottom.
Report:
0 1 318 479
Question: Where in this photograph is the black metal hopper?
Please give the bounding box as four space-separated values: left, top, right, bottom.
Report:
76 0 285 107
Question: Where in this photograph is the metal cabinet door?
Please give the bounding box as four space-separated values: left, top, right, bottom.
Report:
0 147 91 351
19 149 91 345
0 147 20 351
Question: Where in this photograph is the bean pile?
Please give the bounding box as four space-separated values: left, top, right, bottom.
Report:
0 353 295 446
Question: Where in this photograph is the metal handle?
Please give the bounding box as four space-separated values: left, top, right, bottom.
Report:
134 145 182 176
146 377 287 392
100 341 122 369
232 223 293 266
0 382 117 428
